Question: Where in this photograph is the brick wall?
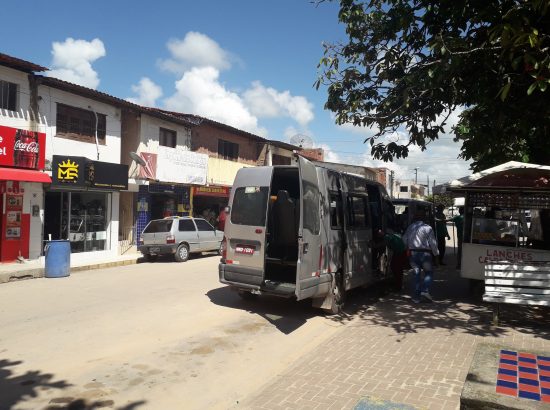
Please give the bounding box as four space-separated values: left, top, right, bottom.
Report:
191 122 263 166
300 148 324 161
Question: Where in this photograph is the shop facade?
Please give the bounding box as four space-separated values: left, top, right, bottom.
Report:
45 155 128 263
0 125 50 262
191 185 230 229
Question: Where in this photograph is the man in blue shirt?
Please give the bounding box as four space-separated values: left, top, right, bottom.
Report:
402 210 439 303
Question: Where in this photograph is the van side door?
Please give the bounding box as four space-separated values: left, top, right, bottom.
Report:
296 156 322 300
344 192 372 288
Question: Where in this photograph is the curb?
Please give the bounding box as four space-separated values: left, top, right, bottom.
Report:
0 257 139 284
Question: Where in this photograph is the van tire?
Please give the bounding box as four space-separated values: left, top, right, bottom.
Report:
237 290 257 300
175 244 190 262
324 273 346 314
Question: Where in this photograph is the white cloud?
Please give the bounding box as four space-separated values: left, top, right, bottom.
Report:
127 77 163 107
319 143 342 163
158 32 233 75
163 66 267 136
47 38 105 89
243 81 314 126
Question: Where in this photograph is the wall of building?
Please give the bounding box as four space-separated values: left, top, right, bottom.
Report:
191 123 260 166
38 85 122 165
137 113 191 155
207 157 253 186
0 66 36 131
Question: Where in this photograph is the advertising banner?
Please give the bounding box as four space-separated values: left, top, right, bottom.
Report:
156 147 208 185
51 155 128 190
138 152 157 179
5 192 23 239
0 125 46 170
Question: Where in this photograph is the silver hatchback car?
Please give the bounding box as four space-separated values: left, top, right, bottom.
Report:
138 216 224 262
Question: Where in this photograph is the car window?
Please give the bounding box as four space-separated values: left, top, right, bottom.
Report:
178 219 196 232
143 220 173 233
231 186 269 226
195 219 214 231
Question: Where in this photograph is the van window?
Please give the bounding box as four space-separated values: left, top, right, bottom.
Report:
303 181 320 235
231 186 269 226
348 195 369 228
195 219 214 231
329 192 343 229
143 220 173 233
178 219 196 232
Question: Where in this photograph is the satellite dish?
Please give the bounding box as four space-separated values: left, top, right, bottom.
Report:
129 151 146 166
289 134 314 149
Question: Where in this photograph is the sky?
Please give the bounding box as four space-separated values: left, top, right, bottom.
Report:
1 0 472 186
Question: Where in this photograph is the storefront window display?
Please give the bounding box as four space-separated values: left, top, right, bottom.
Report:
45 191 110 253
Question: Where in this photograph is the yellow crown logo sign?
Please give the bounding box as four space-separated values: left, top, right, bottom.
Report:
58 159 79 181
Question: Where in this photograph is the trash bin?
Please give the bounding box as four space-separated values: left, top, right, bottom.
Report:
44 240 71 278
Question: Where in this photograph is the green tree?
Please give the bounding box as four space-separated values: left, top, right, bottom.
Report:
317 0 550 170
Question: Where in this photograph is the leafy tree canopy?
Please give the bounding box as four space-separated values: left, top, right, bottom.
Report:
316 0 550 171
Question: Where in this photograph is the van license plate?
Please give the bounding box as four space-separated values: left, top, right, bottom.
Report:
150 247 160 253
235 245 255 255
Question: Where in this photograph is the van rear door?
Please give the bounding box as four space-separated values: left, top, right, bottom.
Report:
296 156 322 300
224 167 273 287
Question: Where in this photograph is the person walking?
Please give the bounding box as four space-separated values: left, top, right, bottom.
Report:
435 204 451 265
402 209 439 303
451 207 465 269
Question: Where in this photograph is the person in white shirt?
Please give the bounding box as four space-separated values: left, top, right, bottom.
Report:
402 210 439 303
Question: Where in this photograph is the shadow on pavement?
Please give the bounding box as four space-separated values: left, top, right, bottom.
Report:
206 286 319 335
327 251 550 340
0 358 146 410
137 252 219 264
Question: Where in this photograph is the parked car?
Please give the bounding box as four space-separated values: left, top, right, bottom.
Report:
138 216 224 262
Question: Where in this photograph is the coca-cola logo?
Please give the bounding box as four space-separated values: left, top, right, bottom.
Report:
14 140 39 153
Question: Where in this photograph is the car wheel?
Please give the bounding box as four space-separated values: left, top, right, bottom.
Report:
175 244 190 262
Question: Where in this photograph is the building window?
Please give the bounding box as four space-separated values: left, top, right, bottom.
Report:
56 103 106 144
400 186 408 193
0 80 17 111
159 127 177 148
218 139 239 161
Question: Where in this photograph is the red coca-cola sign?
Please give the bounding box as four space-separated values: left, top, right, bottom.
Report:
0 125 46 170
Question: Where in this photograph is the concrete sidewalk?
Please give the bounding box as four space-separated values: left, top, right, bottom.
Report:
0 251 141 284
242 250 550 410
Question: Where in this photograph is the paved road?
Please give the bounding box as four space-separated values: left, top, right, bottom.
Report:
0 254 344 410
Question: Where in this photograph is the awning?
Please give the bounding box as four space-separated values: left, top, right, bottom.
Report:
0 167 51 183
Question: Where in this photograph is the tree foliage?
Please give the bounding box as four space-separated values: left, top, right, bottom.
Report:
317 0 550 170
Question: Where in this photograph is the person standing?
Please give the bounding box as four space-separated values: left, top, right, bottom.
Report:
451 207 465 269
435 204 451 265
402 210 439 303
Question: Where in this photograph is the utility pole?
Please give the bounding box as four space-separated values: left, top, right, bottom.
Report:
427 175 430 196
390 170 395 198
414 167 418 184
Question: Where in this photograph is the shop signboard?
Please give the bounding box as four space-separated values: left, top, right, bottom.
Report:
192 186 230 197
156 147 208 185
51 156 128 190
0 125 46 170
87 161 129 190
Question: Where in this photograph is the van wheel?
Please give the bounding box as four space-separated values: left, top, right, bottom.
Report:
175 244 190 262
324 273 346 314
237 290 257 300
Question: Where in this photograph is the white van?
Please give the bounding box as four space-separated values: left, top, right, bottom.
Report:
219 156 396 313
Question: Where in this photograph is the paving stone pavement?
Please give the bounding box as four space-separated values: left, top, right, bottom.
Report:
241 250 550 410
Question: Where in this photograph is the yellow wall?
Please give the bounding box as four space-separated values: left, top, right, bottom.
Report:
207 157 253 186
